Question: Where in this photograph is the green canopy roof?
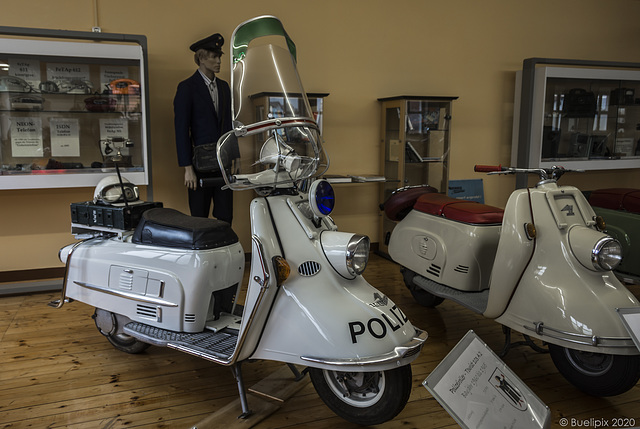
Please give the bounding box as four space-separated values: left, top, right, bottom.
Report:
231 16 297 64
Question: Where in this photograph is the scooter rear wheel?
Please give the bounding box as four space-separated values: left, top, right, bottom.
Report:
106 333 151 354
93 309 150 354
309 365 412 425
549 344 640 396
402 268 444 307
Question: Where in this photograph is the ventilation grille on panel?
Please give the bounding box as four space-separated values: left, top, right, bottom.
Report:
136 304 157 319
298 261 321 277
184 314 197 323
454 265 470 274
426 264 441 277
119 273 134 290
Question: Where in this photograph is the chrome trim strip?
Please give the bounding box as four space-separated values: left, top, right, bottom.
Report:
49 238 98 309
300 328 428 367
74 281 179 307
286 198 316 239
524 322 636 348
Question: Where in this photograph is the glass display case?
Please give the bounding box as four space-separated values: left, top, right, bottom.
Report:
0 27 150 190
250 91 327 140
378 95 457 255
512 58 640 175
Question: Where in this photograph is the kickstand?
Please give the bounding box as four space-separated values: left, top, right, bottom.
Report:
231 362 252 419
499 326 549 357
286 363 308 382
499 326 513 357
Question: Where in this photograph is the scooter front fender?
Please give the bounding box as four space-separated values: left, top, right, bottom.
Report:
251 272 426 372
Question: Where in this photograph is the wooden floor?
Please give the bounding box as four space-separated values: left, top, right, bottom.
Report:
1 254 639 428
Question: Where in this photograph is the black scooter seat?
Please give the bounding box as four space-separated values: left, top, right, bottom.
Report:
415 193 504 225
132 208 238 250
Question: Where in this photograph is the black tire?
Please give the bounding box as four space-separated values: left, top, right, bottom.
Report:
106 332 151 354
309 365 412 425
401 268 444 307
549 344 640 396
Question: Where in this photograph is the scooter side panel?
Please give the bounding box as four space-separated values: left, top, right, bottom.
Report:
495 187 640 354
64 237 244 333
483 190 535 318
388 209 500 292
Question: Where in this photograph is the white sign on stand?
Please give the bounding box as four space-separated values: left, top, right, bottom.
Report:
423 330 550 429
618 307 640 352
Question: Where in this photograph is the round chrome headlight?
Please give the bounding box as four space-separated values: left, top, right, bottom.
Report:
592 237 622 271
569 225 622 272
321 231 370 279
346 234 370 276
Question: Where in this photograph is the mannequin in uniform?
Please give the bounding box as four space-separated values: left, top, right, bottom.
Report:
173 33 234 223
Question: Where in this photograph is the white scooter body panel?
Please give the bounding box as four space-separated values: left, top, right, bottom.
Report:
495 184 640 354
483 189 535 318
388 208 501 292
61 237 245 333
244 194 423 370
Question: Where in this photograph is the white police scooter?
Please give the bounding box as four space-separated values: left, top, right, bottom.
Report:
383 164 640 396
53 16 427 425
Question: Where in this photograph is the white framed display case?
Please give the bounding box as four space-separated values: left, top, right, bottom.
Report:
378 95 457 255
0 27 150 190
512 58 640 183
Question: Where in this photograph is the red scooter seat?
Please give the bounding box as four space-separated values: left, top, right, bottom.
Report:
382 185 439 221
587 188 640 215
414 193 504 224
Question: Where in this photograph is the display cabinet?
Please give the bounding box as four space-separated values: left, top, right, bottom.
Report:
0 27 150 190
250 92 328 135
512 58 640 179
378 95 457 254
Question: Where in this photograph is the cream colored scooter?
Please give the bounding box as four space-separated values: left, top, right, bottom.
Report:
52 16 427 425
384 164 640 396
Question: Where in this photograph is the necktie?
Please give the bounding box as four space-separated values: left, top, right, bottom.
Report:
209 80 219 113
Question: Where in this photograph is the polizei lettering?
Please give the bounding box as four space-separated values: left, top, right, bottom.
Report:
348 304 408 343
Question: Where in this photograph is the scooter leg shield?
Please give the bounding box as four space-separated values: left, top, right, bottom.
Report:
249 272 426 372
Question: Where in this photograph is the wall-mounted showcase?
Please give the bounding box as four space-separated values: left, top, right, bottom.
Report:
512 58 640 174
250 91 328 136
0 27 150 190
378 95 457 255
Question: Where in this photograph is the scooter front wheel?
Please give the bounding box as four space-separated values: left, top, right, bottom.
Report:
549 344 640 396
309 365 412 425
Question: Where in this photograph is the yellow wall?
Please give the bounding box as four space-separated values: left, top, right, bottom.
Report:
1 0 639 272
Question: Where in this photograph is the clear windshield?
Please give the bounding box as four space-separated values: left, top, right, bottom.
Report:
217 15 328 192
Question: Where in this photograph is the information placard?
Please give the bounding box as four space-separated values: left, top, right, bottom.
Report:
423 330 550 429
618 307 640 352
50 118 80 157
10 117 43 157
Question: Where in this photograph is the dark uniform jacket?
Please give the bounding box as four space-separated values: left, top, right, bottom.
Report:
173 71 232 167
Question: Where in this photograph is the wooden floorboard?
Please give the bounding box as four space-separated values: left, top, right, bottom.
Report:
1 254 639 428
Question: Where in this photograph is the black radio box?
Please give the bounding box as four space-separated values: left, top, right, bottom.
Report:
71 201 163 231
